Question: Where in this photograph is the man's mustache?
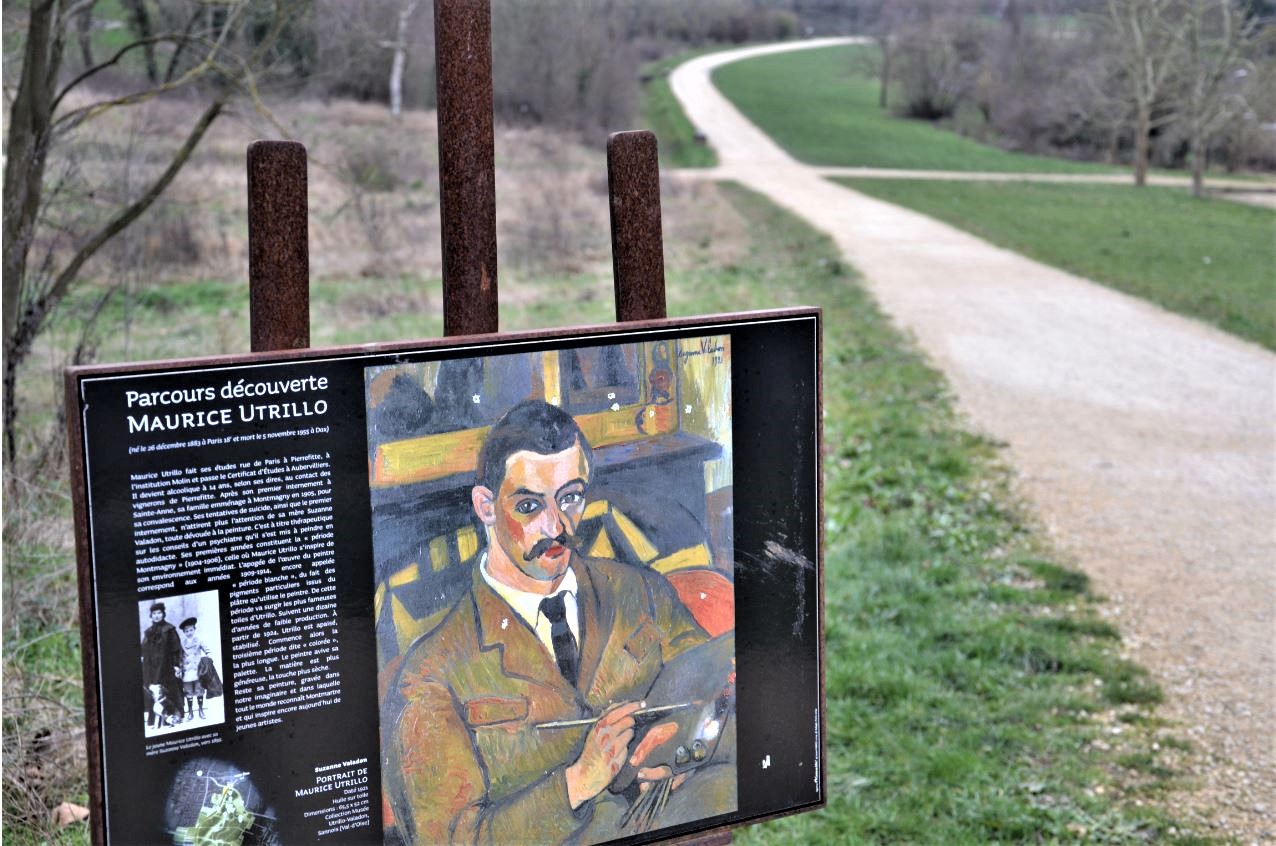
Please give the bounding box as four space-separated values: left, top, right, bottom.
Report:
525 533 580 561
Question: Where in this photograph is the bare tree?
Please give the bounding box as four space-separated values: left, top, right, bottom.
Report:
309 0 434 109
1176 0 1261 196
2 0 304 462
891 1 984 121
121 0 160 83
491 0 639 140
987 12 1122 158
860 0 916 110
386 0 420 117
1105 0 1188 185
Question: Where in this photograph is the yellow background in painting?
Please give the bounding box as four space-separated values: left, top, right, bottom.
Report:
676 335 732 493
589 530 616 560
612 509 659 563
457 525 479 563
429 536 450 572
368 341 693 487
389 563 419 587
651 544 712 574
392 594 433 653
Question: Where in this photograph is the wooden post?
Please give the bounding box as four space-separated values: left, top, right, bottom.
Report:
247 140 310 352
434 0 499 337
607 130 668 322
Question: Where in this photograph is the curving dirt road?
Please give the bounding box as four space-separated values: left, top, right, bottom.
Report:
672 40 1276 841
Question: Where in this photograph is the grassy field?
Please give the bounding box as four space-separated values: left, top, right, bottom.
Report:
836 179 1276 351
711 44 1115 174
684 184 1197 844
640 52 719 169
695 42 1275 350
7 173 1207 841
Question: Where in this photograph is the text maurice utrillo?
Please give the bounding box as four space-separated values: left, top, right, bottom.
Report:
116 373 343 732
124 375 332 447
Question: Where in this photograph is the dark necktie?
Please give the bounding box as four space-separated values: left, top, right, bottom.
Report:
539 592 579 687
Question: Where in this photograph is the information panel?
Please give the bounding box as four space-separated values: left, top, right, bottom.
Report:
68 309 823 846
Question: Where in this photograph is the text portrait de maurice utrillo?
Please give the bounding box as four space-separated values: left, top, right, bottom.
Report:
381 399 737 845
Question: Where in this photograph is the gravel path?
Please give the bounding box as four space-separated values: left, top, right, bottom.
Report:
672 39 1276 841
814 166 1272 189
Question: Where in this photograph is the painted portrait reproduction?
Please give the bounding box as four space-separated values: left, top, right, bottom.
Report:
364 337 738 845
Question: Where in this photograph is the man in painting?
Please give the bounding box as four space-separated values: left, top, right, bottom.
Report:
140 602 183 728
385 400 723 844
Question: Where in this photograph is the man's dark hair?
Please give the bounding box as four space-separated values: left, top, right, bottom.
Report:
476 400 593 490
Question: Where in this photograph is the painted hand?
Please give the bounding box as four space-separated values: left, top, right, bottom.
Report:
565 701 641 809
632 721 690 791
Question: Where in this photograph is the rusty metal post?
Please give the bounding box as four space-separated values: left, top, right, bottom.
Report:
607 130 667 322
247 140 310 352
435 0 499 337
607 129 730 846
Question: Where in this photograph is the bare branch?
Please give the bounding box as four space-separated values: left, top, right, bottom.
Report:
51 34 204 114
163 9 206 85
14 95 226 362
56 0 99 28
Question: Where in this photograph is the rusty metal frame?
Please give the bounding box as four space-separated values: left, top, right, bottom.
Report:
66 362 105 845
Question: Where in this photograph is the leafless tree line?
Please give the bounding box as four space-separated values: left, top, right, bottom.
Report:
2 0 310 466
1 0 803 466
861 0 1272 190
4 0 1269 466
306 0 797 138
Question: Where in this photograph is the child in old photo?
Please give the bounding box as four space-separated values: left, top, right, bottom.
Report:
178 617 211 723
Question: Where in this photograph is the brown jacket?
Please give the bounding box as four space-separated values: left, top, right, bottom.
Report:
384 556 708 845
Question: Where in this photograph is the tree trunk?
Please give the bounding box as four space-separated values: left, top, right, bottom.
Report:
879 40 891 109
4 0 59 358
389 0 419 117
2 0 62 462
76 2 95 68
4 1 298 463
164 10 202 84
1133 103 1151 187
122 0 159 83
1190 130 1206 198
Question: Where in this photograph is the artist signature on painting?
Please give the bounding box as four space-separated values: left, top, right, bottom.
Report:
677 339 725 365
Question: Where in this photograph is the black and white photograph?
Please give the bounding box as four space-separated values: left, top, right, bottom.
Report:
137 590 225 738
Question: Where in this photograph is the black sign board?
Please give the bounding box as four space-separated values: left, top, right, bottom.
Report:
67 309 824 845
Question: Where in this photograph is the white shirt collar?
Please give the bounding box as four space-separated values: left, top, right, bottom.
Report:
479 554 580 653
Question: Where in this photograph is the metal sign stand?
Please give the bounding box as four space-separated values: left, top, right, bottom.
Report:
243 2 731 844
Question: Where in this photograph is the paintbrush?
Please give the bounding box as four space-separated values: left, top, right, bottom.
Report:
533 701 695 730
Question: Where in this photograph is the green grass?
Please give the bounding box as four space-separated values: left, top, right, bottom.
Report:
10 182 1207 844
683 182 1192 844
836 178 1276 351
83 0 156 77
2 485 91 846
712 44 1115 174
640 52 719 169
